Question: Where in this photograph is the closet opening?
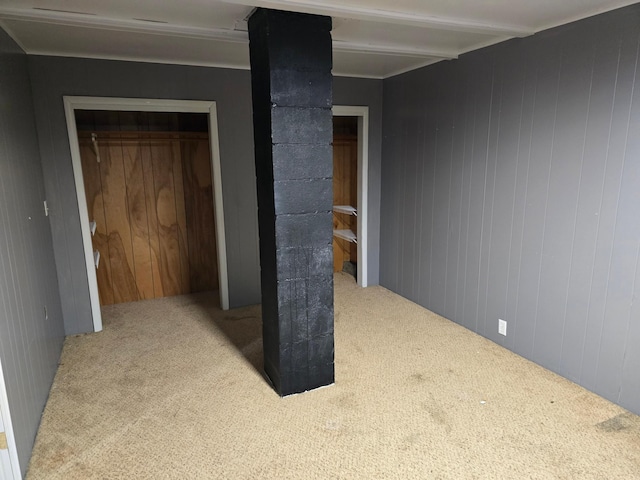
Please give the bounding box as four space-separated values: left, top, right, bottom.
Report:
332 116 359 281
331 105 369 288
74 110 219 307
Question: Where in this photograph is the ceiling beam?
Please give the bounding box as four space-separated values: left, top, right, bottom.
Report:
223 0 534 36
0 7 248 43
0 6 458 60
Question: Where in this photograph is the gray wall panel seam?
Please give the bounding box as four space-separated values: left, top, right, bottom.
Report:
580 40 622 383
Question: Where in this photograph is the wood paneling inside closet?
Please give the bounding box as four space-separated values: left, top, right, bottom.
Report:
79 131 218 305
333 134 358 272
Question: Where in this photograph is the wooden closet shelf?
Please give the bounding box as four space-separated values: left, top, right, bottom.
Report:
333 205 357 216
334 229 357 244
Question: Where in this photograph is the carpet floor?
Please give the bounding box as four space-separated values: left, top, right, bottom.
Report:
27 273 640 479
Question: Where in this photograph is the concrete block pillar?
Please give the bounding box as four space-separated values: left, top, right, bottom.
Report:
248 8 335 396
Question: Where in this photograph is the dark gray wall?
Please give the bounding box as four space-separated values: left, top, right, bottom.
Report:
0 29 65 475
27 56 382 335
381 4 640 415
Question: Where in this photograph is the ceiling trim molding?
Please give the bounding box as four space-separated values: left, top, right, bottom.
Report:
0 19 29 52
223 0 534 36
532 0 639 34
333 41 457 59
0 7 249 43
19 49 252 70
21 48 386 78
333 71 383 80
383 57 445 79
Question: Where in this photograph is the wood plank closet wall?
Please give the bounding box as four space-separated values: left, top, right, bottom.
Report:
79 131 218 305
333 134 358 272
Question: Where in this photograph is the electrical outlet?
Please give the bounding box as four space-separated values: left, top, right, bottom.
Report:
498 319 507 336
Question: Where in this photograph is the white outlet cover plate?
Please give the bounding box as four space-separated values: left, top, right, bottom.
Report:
498 319 507 336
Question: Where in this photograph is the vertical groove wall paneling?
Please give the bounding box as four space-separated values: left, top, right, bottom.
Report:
102 135 139 303
380 4 640 414
152 136 183 297
141 137 164 300
0 28 65 475
122 137 155 300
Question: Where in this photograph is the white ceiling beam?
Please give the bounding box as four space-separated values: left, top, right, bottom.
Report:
222 0 534 37
0 6 456 60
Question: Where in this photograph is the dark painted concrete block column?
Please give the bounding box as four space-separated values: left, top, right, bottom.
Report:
248 8 334 396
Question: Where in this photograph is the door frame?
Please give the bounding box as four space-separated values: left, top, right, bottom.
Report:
64 96 230 333
0 358 21 479
332 105 368 287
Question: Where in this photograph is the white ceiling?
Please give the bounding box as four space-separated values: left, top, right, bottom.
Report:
0 0 636 78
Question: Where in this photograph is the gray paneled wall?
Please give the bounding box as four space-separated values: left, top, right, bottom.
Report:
27 57 382 335
0 29 65 475
381 4 640 414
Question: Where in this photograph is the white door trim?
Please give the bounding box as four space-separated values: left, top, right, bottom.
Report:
332 105 369 288
0 358 22 479
63 96 230 333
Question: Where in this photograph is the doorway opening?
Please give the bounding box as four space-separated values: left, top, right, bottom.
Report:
75 110 218 306
332 106 369 287
64 97 229 333
332 116 358 279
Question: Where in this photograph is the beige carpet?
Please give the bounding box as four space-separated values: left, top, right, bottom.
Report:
27 273 640 479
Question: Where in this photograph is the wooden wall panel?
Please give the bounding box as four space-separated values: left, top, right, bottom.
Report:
99 141 138 303
150 140 183 298
139 139 163 299
79 131 218 305
348 142 358 263
121 140 154 300
171 139 191 294
182 138 219 292
333 135 358 272
79 141 114 305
